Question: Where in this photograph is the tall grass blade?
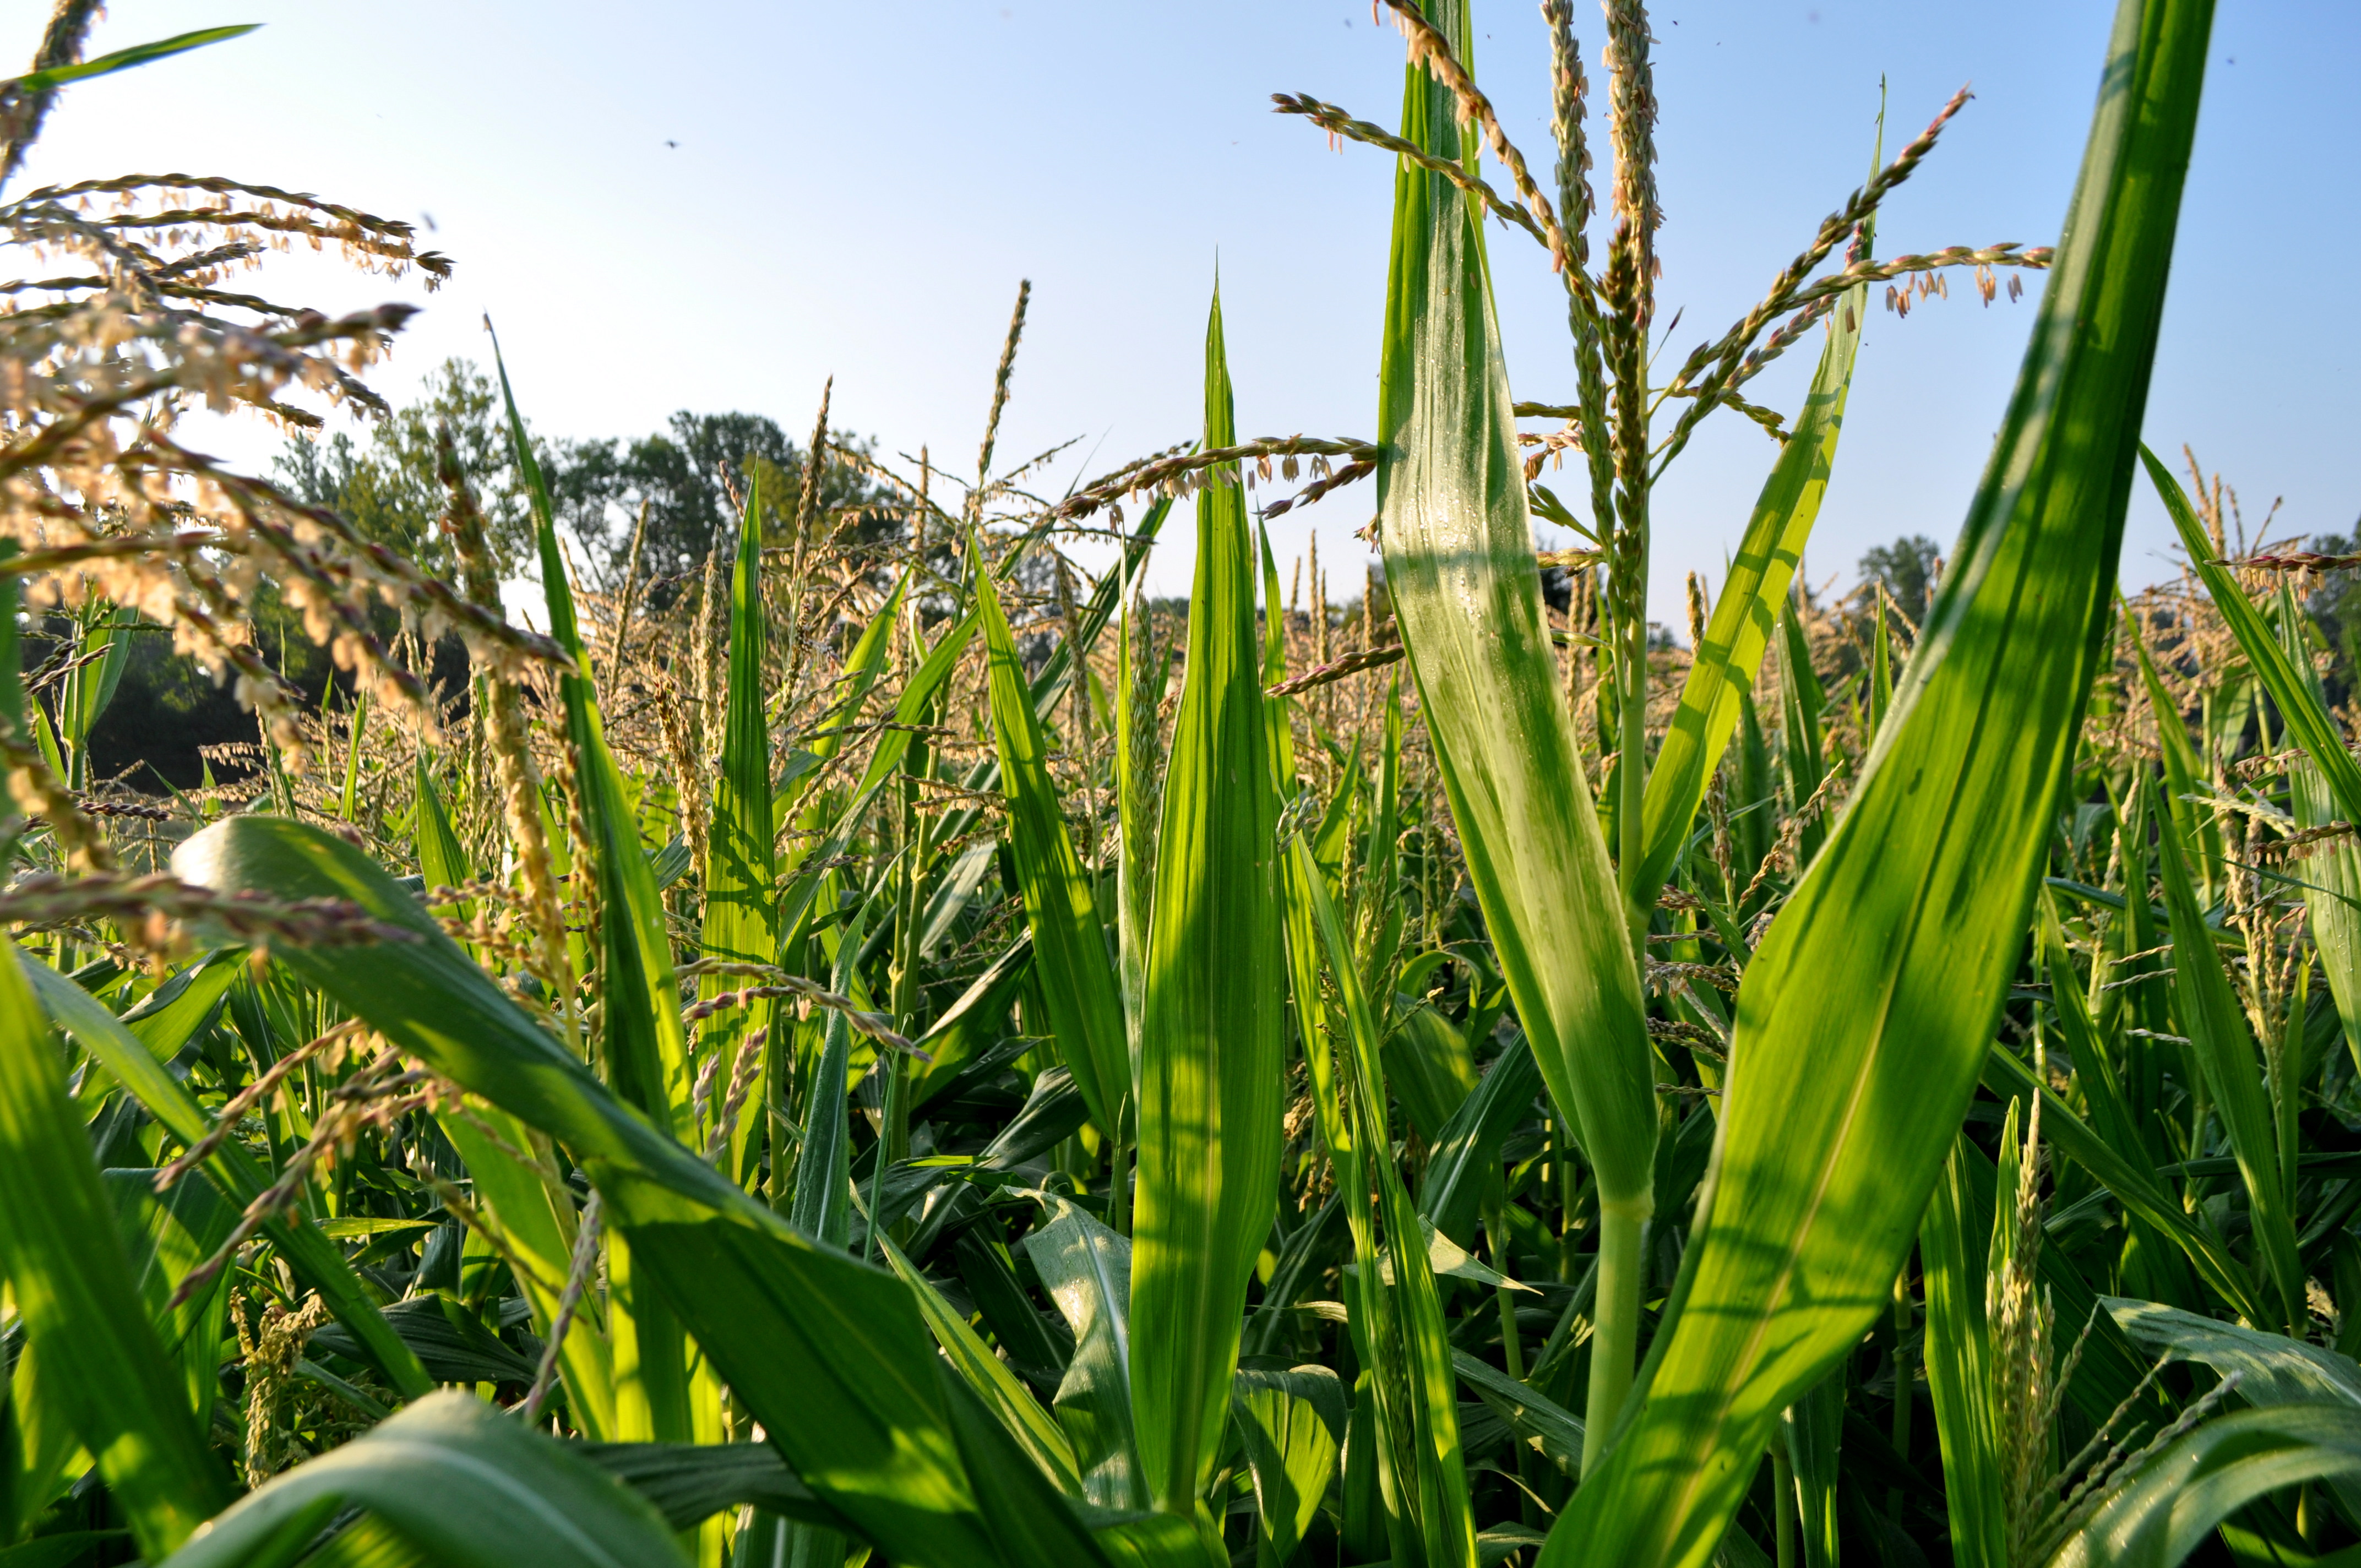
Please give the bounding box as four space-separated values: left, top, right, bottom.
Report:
19 950 437 1400
1374 0 1656 1450
2145 446 2361 828
154 1393 687 1568
1233 1366 1345 1565
2046 1404 2361 1568
0 942 229 1559
1129 284 1286 1521
700 472 777 1180
1979 1045 2262 1324
492 342 710 1464
1634 280 1865 906
1286 834 1474 1568
170 816 1125 1567
1026 1195 1147 1512
1545 2 2212 1558
1919 1140 2006 1568
974 552 1129 1137
2154 800 2305 1330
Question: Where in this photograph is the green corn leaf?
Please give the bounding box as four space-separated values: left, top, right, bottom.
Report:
1026 1193 1145 1512
701 471 779 1180
1232 1366 1345 1565
439 1108 616 1438
784 569 905 815
917 503 1169 876
1419 1035 1543 1250
1979 1045 2262 1325
407 767 615 1424
18 949 436 1399
59 604 134 760
2155 798 2306 1331
926 1362 1137 1568
1634 281 1865 907
569 1440 844 1533
909 934 1033 1109
1919 1139 2005 1568
1129 284 1287 1518
1259 521 1298 795
340 689 369 823
1866 595 1892 742
494 345 691 1142
4 24 258 96
2045 1404 2361 1568
873 1224 1083 1497
102 1167 237 1415
943 1196 1072 1393
1384 1001 1476 1145
1545 1 2213 1559
974 549 1129 1138
6 1166 237 1542
307 1297 535 1386
1781 1373 1843 1568
2272 589 2361 1074
493 343 707 1460
2146 446 2361 829
1945 1127 2173 1436
2038 894 2147 1179
1373 7 1657 1430
1774 601 1828 869
0 941 229 1560
1287 834 1474 1568
774 611 976 943
1733 688 1775 885
790 922 858 1246
1025 497 1172 723
2127 619 2223 898
1364 674 1406 963
154 1392 687 1568
1243 1196 1343 1358
2107 1298 2361 1407
170 815 1112 1567
412 756 470 908
1116 559 1161 1131
2101 1299 2361 1524
1450 1352 1583 1478
614 1197 1087 1567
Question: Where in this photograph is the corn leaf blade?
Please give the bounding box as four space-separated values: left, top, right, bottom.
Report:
1129 285 1287 1516
1634 284 1865 907
1545 2 2212 1558
0 944 229 1560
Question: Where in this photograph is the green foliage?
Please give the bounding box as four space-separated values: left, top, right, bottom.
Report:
39 4 2361 1568
276 360 534 580
1857 533 1943 627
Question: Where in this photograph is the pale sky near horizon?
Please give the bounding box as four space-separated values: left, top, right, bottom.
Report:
18 2 2360 628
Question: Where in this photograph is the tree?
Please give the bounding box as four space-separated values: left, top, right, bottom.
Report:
1858 533 1943 625
275 358 536 579
549 412 889 602
279 367 897 606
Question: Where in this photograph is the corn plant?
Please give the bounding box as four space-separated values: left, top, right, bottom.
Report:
17 1 2361 1566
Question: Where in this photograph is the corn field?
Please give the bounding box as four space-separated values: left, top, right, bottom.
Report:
18 0 2361 1565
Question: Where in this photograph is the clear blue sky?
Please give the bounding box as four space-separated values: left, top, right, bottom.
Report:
22 2 2360 626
